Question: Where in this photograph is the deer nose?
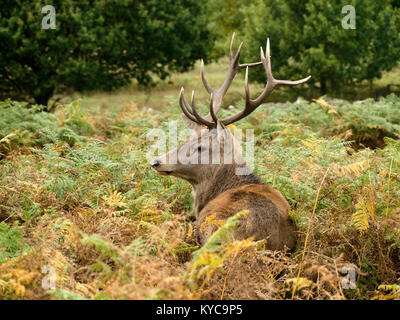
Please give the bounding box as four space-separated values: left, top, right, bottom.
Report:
151 159 161 169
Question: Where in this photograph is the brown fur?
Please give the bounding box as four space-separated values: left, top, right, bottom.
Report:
195 167 296 250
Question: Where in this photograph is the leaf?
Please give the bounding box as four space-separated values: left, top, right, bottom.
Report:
102 190 127 209
335 161 369 177
187 210 250 290
0 132 18 146
285 277 314 291
352 199 369 233
312 98 340 118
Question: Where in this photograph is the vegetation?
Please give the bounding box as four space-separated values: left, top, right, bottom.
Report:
0 0 400 301
0 80 399 298
241 0 400 94
206 0 246 59
0 0 213 105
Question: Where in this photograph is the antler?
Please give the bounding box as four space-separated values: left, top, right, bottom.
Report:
179 32 262 128
220 38 311 125
179 34 311 128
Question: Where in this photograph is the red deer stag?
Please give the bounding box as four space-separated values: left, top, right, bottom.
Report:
151 33 311 250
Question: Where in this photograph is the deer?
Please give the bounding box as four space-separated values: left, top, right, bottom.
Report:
150 33 311 250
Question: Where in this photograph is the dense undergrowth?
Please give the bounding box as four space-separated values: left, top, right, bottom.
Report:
0 94 399 300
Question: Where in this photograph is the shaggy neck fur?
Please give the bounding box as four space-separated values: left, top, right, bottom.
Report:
191 164 265 215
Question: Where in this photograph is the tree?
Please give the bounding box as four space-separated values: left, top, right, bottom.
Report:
206 0 246 59
0 0 213 106
242 0 400 94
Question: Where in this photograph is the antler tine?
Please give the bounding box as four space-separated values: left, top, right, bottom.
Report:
200 32 245 101
263 39 273 82
232 41 243 66
265 39 311 86
189 90 215 128
179 88 215 127
209 93 218 124
201 60 214 95
200 33 263 119
182 34 306 127
238 39 262 70
244 66 250 104
179 87 198 123
238 61 263 70
221 38 311 126
230 32 236 60
255 38 311 104
263 38 311 86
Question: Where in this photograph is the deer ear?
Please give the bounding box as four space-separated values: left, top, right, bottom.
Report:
181 114 200 131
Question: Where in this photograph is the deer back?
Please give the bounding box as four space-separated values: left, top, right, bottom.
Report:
197 184 296 250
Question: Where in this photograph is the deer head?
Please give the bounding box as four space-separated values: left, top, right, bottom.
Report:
151 33 311 185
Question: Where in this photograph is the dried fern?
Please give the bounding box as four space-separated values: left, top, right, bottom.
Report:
352 199 370 233
187 210 250 290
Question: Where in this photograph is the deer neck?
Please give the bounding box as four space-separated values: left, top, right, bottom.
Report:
191 164 264 215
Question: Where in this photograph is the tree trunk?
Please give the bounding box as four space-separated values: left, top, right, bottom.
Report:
320 78 327 95
34 88 54 110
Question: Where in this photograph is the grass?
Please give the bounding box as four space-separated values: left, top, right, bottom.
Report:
376 64 400 87
0 61 400 300
54 60 400 113
58 58 266 114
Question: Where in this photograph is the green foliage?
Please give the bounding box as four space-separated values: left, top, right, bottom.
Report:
0 92 400 299
81 234 123 266
0 222 29 265
47 289 87 300
339 95 400 147
206 0 245 59
187 210 249 289
0 0 213 105
242 0 400 94
230 94 400 150
62 100 94 136
0 99 85 157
